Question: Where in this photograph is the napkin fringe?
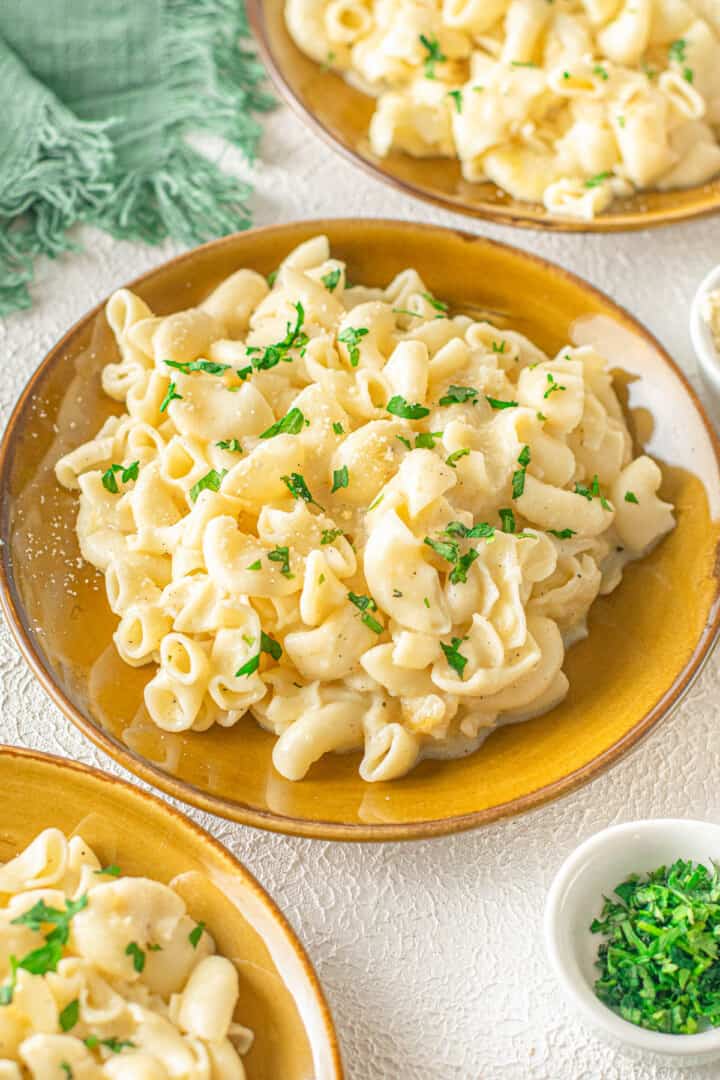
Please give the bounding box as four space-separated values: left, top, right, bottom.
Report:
1 0 273 317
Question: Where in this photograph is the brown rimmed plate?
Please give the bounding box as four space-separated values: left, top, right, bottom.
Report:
1 219 719 841
247 0 720 233
0 745 343 1078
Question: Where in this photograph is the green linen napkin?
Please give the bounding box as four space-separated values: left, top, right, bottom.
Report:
0 0 274 317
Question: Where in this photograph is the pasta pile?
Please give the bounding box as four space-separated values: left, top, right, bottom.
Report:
56 236 675 783
285 0 720 219
0 829 251 1077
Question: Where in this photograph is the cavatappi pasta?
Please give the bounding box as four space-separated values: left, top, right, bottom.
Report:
56 235 675 782
285 0 720 219
0 829 251 1077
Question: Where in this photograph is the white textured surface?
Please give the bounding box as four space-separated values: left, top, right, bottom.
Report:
2 107 720 1080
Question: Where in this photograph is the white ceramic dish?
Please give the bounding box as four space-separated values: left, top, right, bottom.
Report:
690 264 720 410
544 819 720 1064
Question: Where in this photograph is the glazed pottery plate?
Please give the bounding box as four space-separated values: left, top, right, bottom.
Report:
1 220 719 840
247 0 720 233
0 745 342 1078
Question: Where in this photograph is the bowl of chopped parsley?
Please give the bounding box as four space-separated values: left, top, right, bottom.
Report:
544 820 720 1061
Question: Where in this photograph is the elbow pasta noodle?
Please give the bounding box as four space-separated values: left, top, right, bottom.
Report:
0 830 251 1078
56 236 675 782
284 0 720 219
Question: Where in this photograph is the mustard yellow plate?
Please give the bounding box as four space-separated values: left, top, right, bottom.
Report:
0 745 343 1078
248 0 720 233
1 220 719 841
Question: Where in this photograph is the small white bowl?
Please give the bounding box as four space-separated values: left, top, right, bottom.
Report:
544 819 720 1064
690 264 720 409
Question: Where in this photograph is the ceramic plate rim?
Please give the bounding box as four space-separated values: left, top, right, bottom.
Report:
2 219 720 842
0 742 344 1077
246 0 720 234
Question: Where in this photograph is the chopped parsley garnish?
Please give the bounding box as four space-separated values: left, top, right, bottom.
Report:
235 654 260 677
444 521 495 541
591 859 720 1034
61 1065 73 1078
321 528 343 545
260 631 282 661
625 490 639 504
322 268 342 292
419 33 446 79
424 537 459 564
1 895 88 998
247 559 262 571
331 465 349 492
159 381 183 412
95 1037 136 1053
189 922 205 949
537 411 547 421
268 545 293 578
338 326 369 367
386 395 430 419
189 468 227 503
512 445 531 499
593 64 609 80
101 461 139 494
446 448 470 468
396 435 412 450
216 438 242 452
441 637 469 678
415 431 443 449
421 292 449 313
543 372 567 399
423 597 430 608
164 359 229 376
424 535 479 584
348 592 383 634
668 38 687 62
585 171 613 189
281 472 324 510
548 528 576 539
251 302 308 372
94 864 121 877
59 998 80 1032
492 340 507 353
447 89 463 113
439 385 478 406
499 508 516 533
260 406 306 439
125 942 145 973
332 421 344 435
575 474 611 510
683 66 694 83
485 396 518 410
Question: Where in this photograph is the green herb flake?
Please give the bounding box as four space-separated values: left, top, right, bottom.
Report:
251 302 308 373
338 326 369 367
444 520 495 541
331 465 349 492
268 545 293 578
512 445 531 499
321 528 343 545
247 559 262 571
447 89 463 113
585 171 613 189
260 407 306 439
100 1037 136 1053
625 490 639 504
332 421 344 435
261 631 283 661
61 1065 73 1079
486 396 518 410
235 654 260 678
668 38 687 62
189 922 205 949
94 864 121 877
216 438 242 453
590 858 720 1034
548 528 576 539
396 435 412 450
593 64 609 80
348 592 383 634
543 372 567 399
59 998 80 1032
415 431 443 449
422 291 448 314
125 941 145 974
159 381 183 413
439 385 479 406
101 461 140 494
322 268 342 292
441 637 469 678
446 448 470 468
164 359 229 376
281 472 324 510
499 508 516 533
423 537 459 564
419 33 447 79
386 395 430 419
189 468 227 503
